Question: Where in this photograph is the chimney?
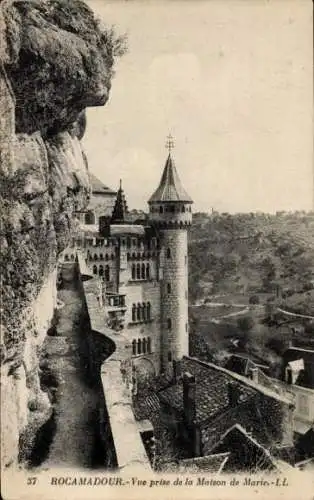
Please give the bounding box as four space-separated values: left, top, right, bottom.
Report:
183 372 196 425
173 359 181 383
250 367 259 383
228 382 241 407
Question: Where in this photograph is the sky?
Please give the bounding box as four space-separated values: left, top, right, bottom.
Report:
83 0 313 214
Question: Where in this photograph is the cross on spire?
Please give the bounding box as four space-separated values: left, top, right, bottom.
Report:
165 133 175 154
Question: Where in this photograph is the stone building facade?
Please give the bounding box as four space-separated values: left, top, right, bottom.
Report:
61 148 193 378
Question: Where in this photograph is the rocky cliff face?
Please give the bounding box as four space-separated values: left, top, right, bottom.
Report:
0 0 121 468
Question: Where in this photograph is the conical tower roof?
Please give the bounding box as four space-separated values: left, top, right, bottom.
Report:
111 180 129 223
148 153 193 204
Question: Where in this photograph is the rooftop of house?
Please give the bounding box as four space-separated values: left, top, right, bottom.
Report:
158 357 292 427
177 452 230 473
89 173 117 195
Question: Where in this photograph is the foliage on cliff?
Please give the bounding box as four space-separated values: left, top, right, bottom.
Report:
189 211 314 310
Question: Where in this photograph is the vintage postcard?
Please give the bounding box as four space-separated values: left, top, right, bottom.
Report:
1 0 313 499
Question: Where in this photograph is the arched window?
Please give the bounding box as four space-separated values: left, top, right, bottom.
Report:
70 254 75 261
132 339 136 355
132 252 136 259
147 302 151 320
159 206 163 214
99 265 104 276
167 283 171 294
147 337 152 354
181 205 186 213
99 253 103 261
168 351 172 362
111 254 115 260
105 253 109 261
132 304 136 322
64 254 69 261
166 248 171 259
142 303 146 321
136 263 141 280
141 263 145 280
132 264 136 280
105 265 110 281
142 338 147 354
93 265 97 275
146 263 150 280
127 252 130 261
127 237 131 248
137 303 141 321
94 254 98 261
137 339 142 355
170 205 175 213
167 318 172 330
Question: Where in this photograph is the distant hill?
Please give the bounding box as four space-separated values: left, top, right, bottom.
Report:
188 211 314 314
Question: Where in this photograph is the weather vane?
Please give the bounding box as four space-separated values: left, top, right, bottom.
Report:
165 133 175 153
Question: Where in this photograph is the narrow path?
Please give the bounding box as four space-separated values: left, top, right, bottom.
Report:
31 270 105 470
276 307 314 321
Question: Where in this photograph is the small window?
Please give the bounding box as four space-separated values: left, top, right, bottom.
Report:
132 304 136 322
185 323 188 332
99 253 103 260
136 263 141 279
142 338 147 354
141 263 146 280
168 351 172 362
181 205 186 213
132 264 136 280
166 248 171 259
167 318 172 330
137 339 142 355
137 303 141 321
146 263 150 280
93 265 97 275
94 254 98 261
159 206 163 214
147 302 151 320
167 283 171 294
142 303 147 321
105 265 110 281
99 265 104 276
147 337 152 354
170 205 175 213
132 340 136 355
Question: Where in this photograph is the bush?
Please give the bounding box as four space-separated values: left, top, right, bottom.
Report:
249 295 260 305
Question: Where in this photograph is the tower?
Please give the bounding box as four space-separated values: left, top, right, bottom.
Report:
148 136 193 371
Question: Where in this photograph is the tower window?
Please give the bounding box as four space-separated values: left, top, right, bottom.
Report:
99 265 104 276
166 248 171 259
94 254 98 261
181 205 186 213
170 205 175 213
136 263 141 279
167 318 172 330
142 303 147 321
159 206 163 214
185 323 188 332
99 253 103 260
105 254 109 261
168 351 172 362
93 265 97 275
167 283 171 294
132 264 136 280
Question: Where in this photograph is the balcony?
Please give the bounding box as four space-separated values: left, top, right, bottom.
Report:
105 293 127 312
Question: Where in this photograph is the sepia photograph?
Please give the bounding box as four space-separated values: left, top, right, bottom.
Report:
1 0 313 499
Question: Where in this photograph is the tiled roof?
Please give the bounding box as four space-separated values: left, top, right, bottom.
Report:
178 452 230 473
89 173 117 195
158 357 256 424
148 154 193 203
